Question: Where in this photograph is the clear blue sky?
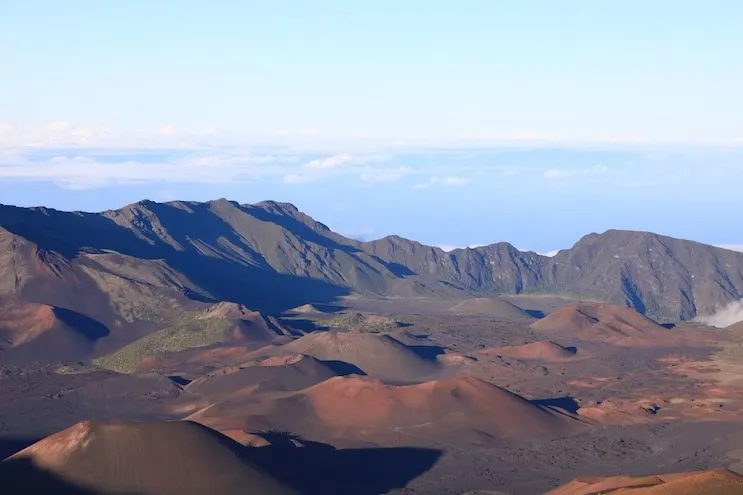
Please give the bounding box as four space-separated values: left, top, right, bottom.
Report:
1 1 742 252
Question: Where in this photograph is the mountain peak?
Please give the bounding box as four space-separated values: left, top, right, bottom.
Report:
254 200 300 215
2 198 743 321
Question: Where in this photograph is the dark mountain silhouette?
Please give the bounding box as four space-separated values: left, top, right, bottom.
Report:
1 198 742 358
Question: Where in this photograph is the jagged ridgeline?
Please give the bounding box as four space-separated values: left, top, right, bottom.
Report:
1 199 742 343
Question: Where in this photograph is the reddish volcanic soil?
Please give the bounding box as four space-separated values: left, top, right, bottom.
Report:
0 302 106 361
276 331 440 382
0 302 58 348
2 420 296 495
530 302 672 344
546 468 743 495
184 354 342 398
189 375 587 446
3 296 743 494
479 341 579 362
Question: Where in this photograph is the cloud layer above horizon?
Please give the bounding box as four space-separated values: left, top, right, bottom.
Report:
0 139 742 254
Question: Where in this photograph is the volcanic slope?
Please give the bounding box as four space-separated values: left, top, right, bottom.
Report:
481 341 578 362
276 331 440 382
0 420 297 495
451 297 533 319
0 199 401 312
288 303 326 314
185 354 344 398
545 468 743 495
197 302 296 341
190 375 585 446
530 302 670 344
0 302 108 362
727 320 743 334
325 311 402 332
93 302 295 373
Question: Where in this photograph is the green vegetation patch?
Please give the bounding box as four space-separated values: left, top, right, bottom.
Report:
326 312 402 332
93 316 233 373
55 363 97 375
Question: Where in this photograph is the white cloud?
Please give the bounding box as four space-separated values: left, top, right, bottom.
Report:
414 176 471 189
283 173 313 184
695 299 743 328
283 153 393 184
538 249 560 257
336 226 377 241
438 243 486 252
0 151 296 189
306 153 355 169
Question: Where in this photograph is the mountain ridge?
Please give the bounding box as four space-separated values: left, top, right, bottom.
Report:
1 198 742 329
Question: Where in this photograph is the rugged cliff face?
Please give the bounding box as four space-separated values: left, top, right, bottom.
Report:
1 199 742 324
540 229 743 319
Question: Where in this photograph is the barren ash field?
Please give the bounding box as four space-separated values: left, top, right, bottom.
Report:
4 295 743 494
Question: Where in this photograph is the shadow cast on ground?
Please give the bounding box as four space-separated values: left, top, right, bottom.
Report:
0 458 130 495
407 344 447 360
1 428 439 495
532 396 582 415
245 431 442 495
0 438 38 460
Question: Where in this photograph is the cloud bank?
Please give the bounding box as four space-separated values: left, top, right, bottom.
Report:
0 144 741 195
695 299 743 328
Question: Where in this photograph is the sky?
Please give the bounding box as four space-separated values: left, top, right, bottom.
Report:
1 1 742 253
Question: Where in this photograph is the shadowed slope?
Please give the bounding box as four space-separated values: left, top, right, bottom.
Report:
1 420 297 495
242 433 442 495
278 331 440 382
94 303 295 373
0 302 109 362
185 354 346 397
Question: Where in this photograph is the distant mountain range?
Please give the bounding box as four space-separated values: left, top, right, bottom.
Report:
1 198 742 339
